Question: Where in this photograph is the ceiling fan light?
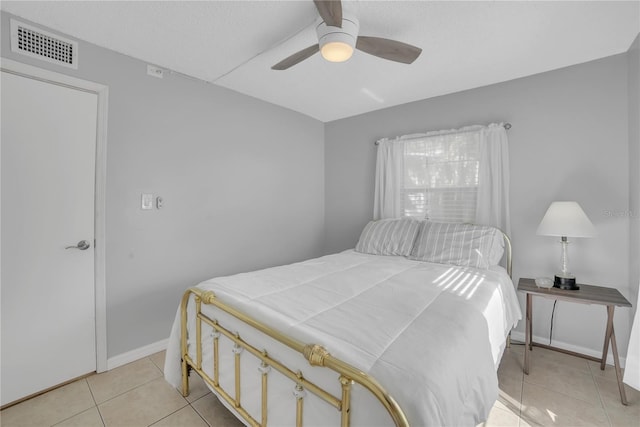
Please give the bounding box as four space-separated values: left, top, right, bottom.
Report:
316 15 359 64
321 41 353 62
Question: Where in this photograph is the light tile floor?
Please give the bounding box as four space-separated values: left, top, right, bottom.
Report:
1 345 638 426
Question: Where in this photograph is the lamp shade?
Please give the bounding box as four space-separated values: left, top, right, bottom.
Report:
536 201 596 238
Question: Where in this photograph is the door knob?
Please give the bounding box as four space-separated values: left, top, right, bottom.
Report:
65 240 91 250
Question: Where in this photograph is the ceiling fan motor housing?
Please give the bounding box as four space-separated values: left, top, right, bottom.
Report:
316 16 360 62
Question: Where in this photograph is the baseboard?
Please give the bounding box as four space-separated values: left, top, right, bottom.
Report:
510 331 626 368
106 338 169 371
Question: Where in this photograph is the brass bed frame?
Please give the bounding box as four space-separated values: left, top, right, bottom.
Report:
179 233 512 427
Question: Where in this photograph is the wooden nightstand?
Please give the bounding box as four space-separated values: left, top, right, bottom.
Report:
517 278 632 405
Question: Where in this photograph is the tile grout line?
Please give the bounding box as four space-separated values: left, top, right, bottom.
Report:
147 356 204 426
90 355 174 427
523 349 621 426
519 359 525 423
149 355 166 373
588 362 614 427
91 360 165 407
146 405 189 427
521 361 606 407
84 377 107 427
46 379 101 427
189 400 214 427
98 379 190 426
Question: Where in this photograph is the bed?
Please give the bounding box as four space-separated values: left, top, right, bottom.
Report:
165 220 522 426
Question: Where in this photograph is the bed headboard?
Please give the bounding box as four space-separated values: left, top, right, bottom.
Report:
501 230 512 278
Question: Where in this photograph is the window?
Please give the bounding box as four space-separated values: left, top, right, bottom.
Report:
402 132 480 222
374 123 510 234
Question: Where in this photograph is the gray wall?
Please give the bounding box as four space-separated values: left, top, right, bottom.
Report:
3 10 638 364
1 12 325 358
325 53 635 358
629 34 640 317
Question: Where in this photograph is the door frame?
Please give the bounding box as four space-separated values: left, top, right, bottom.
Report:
1 57 108 372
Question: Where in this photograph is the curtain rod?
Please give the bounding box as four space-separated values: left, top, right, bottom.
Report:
374 122 512 145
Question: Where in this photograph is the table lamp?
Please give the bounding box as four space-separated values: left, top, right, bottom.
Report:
536 201 596 290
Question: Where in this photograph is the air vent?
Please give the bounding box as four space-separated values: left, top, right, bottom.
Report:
10 19 78 69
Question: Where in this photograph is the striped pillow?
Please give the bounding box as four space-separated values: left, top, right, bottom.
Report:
409 222 504 269
355 218 421 256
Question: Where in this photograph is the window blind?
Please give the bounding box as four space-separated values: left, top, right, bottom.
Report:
401 134 480 222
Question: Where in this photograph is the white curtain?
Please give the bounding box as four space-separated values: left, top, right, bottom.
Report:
624 282 640 391
374 123 510 233
476 124 511 235
373 139 404 220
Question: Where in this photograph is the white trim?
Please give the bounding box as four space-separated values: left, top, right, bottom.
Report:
0 57 109 373
107 339 169 371
1 57 101 91
510 330 626 368
93 72 109 373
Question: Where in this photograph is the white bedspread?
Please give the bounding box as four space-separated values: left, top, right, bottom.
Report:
165 250 521 426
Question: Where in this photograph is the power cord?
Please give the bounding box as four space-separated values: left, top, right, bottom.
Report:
549 300 558 345
509 299 559 347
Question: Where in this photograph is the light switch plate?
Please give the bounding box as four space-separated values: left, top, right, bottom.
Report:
141 193 153 210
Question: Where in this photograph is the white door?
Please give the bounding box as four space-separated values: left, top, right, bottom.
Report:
1 70 98 406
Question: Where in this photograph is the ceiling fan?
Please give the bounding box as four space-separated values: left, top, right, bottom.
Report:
272 0 422 70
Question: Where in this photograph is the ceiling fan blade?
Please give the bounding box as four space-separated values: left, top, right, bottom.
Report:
356 36 422 64
271 44 320 70
314 0 342 28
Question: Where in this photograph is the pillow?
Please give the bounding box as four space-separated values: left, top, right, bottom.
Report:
355 218 421 256
408 222 504 269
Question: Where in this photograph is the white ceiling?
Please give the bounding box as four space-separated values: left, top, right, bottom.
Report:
2 1 639 122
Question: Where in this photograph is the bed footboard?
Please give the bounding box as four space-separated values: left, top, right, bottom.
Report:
180 287 409 427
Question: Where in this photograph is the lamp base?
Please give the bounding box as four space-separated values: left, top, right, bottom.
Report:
554 275 580 290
